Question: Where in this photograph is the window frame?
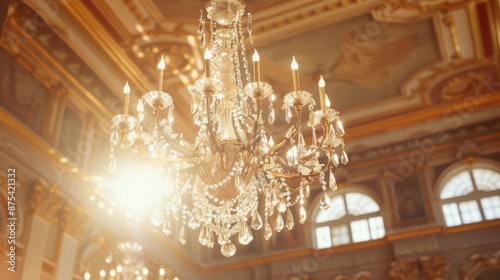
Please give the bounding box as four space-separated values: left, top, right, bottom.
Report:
435 160 500 227
310 186 386 249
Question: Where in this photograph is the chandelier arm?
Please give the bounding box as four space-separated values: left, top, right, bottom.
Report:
263 159 332 180
268 107 302 152
154 114 198 157
244 97 263 151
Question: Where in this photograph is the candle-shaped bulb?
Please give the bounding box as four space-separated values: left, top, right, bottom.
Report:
291 56 300 91
252 50 260 62
252 49 261 83
159 268 166 276
291 56 299 70
84 272 90 280
318 75 326 111
325 94 331 107
318 76 325 88
123 81 130 94
158 55 166 70
204 49 212 59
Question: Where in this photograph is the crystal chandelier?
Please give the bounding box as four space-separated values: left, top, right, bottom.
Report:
109 0 347 257
84 242 175 280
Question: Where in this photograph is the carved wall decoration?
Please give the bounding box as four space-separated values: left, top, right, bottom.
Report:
390 255 449 280
27 180 87 237
437 70 495 103
460 248 500 280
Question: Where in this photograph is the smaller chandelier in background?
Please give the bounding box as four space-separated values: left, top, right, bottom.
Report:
83 242 178 280
109 0 347 257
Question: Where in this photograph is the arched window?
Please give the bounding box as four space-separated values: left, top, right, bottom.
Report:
313 191 385 249
439 165 500 227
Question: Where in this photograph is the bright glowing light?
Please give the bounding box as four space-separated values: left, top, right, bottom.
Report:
143 268 149 275
252 50 260 62
159 268 165 276
158 55 166 70
109 166 165 218
269 136 275 146
318 76 325 87
110 270 116 277
84 272 90 280
123 81 131 94
291 56 298 70
116 265 122 273
100 270 106 277
204 49 212 59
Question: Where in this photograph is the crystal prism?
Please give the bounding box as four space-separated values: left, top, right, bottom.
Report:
299 205 307 224
162 220 173 236
251 211 263 230
150 205 164 226
179 225 187 245
336 120 345 136
329 170 337 191
275 213 284 232
188 215 200 229
286 208 294 230
268 107 275 124
238 223 253 245
221 242 236 257
264 220 272 240
319 191 331 210
341 150 348 164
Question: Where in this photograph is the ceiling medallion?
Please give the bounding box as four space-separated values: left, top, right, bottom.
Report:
109 0 347 257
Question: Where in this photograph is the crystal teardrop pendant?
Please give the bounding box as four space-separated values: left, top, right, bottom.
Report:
341 150 349 164
179 225 187 245
162 220 173 236
286 208 294 230
329 170 337 191
190 94 198 114
259 133 269 154
332 153 340 167
238 223 253 245
319 191 331 210
312 128 317 146
188 215 200 229
207 229 214 248
299 205 307 224
285 105 292 123
278 200 287 213
275 213 284 232
150 205 164 226
199 225 208 246
305 184 310 198
221 242 236 257
268 107 275 124
264 219 272 240
336 119 345 136
251 211 263 230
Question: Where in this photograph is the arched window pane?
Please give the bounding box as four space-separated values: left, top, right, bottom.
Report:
442 203 462 226
480 196 500 220
350 219 370 243
473 169 500 192
369 216 385 239
316 226 332 249
458 200 482 224
315 196 345 223
332 225 350 246
345 193 380 216
440 171 473 199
